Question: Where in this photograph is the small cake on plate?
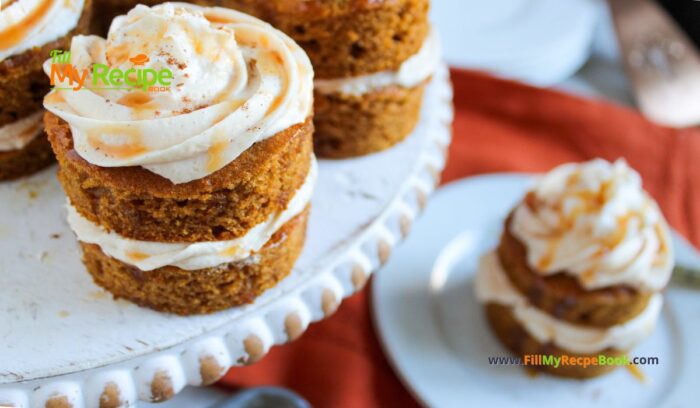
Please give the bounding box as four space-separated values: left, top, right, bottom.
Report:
0 0 92 180
43 3 315 315
218 0 438 158
475 159 674 378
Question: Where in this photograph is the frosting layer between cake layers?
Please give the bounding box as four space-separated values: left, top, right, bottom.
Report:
0 112 43 151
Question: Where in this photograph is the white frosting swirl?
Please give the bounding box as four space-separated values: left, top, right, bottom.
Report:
314 27 440 96
511 159 673 291
43 3 313 184
475 252 663 354
66 157 316 271
0 0 84 62
0 111 43 151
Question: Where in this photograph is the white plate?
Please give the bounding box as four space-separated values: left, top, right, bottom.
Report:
0 65 453 407
372 174 700 407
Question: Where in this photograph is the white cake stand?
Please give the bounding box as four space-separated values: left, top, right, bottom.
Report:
0 65 452 407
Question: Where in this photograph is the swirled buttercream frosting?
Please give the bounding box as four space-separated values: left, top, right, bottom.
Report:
510 159 673 291
43 3 313 184
0 0 85 62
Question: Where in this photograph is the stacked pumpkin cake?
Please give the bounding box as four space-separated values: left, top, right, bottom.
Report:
475 159 674 378
43 3 315 315
0 0 92 180
209 0 438 158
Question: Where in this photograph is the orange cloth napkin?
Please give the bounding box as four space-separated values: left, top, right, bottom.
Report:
218 68 700 407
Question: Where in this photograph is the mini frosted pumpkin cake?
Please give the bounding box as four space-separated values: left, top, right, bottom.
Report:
0 0 92 180
216 0 437 158
475 159 673 378
42 3 315 315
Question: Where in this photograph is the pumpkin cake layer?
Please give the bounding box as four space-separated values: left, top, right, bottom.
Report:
45 113 313 242
484 303 625 379
82 207 309 315
498 217 652 328
313 81 426 158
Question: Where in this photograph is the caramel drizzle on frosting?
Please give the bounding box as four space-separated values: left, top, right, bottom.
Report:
0 0 55 49
117 91 154 107
44 91 65 104
202 12 228 24
626 362 647 383
117 92 159 120
1 0 17 10
206 131 228 173
527 169 667 277
87 125 146 159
